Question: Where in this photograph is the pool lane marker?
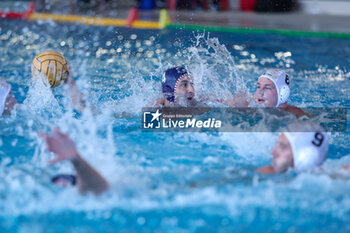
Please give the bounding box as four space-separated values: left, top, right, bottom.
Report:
29 13 127 27
127 7 139 27
28 9 171 29
26 10 350 39
168 24 350 39
159 9 171 29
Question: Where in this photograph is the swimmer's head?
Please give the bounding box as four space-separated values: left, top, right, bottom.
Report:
0 78 17 116
271 122 329 173
255 70 290 107
162 66 195 106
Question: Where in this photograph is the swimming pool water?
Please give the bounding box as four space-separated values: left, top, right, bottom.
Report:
0 19 350 232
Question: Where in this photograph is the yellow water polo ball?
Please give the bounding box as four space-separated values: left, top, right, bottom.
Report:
31 51 69 88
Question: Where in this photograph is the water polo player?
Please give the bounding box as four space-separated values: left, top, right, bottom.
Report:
156 66 197 107
257 122 329 174
254 69 309 117
227 69 309 117
0 78 17 116
42 128 109 195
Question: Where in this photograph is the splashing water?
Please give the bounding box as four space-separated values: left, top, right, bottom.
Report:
0 19 350 232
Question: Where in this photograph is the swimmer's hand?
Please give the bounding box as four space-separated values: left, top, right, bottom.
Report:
343 165 350 171
154 97 172 107
226 92 250 107
41 128 79 164
156 98 166 106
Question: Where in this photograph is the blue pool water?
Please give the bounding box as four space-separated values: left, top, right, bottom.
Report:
0 19 350 232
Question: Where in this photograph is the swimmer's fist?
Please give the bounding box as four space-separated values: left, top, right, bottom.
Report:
41 128 79 165
156 98 166 105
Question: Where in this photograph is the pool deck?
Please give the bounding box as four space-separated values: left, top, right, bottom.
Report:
167 10 350 34
4 1 350 34
55 8 350 34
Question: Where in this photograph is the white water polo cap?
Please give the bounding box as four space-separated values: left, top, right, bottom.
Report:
284 122 329 172
0 78 11 116
259 69 290 107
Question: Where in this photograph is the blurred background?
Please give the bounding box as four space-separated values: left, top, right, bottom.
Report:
22 0 350 15
0 1 349 233
1 0 349 33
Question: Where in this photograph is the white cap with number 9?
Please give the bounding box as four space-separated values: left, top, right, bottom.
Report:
284 122 329 171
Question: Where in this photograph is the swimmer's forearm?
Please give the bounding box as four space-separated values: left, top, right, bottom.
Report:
68 84 86 112
71 155 109 195
66 74 86 112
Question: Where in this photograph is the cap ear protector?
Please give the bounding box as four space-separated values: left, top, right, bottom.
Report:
279 81 290 105
259 70 290 107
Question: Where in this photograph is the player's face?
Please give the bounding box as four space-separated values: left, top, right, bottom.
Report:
255 77 278 107
271 134 294 173
3 91 17 115
175 77 195 106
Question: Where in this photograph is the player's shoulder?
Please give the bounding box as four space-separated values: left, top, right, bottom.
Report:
286 105 311 118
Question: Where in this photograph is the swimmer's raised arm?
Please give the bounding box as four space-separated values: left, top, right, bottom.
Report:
41 128 109 195
65 67 86 112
